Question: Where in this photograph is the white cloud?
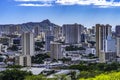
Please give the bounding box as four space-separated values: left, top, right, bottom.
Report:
15 0 120 8
15 0 54 2
56 0 120 8
19 3 52 6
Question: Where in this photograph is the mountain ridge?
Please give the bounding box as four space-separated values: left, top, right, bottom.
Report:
0 19 60 33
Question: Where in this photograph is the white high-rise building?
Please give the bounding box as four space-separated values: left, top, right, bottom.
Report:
62 24 84 44
50 42 63 60
15 55 31 67
22 32 34 56
16 32 34 67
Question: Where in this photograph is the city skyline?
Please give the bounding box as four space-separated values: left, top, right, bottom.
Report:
1 0 120 29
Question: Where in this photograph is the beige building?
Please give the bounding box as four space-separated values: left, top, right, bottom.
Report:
22 32 34 56
99 51 116 63
50 42 63 60
99 51 106 63
15 55 31 67
15 32 34 67
96 24 111 57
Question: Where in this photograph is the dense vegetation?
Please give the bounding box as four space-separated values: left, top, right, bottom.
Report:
35 41 45 51
6 65 23 68
0 68 75 80
32 54 50 64
69 62 120 78
25 74 71 80
0 69 32 80
80 72 120 80
1 62 120 80
69 62 119 71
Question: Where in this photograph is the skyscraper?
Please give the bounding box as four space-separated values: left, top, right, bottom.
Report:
105 35 116 52
95 24 117 63
22 32 34 56
62 23 84 44
50 42 63 60
16 32 34 67
45 35 54 51
53 26 62 41
105 35 116 62
96 24 112 57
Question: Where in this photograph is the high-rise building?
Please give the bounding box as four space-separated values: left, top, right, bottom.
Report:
103 35 116 63
96 24 112 57
22 32 34 56
16 32 34 67
105 35 116 52
45 35 54 51
95 24 116 63
62 23 84 44
50 42 63 60
53 27 62 41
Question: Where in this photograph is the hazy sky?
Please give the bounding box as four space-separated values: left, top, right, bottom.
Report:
0 0 120 28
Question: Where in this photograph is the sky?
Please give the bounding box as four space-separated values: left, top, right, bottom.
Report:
0 0 120 29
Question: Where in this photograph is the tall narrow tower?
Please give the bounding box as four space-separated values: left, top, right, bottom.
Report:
22 32 34 56
15 32 34 67
96 24 112 57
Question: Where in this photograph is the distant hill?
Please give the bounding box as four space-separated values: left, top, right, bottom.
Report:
0 19 59 33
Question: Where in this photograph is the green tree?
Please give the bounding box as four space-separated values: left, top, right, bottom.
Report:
60 57 71 63
54 74 70 80
88 53 95 59
6 65 23 68
25 75 47 80
79 72 120 80
0 69 32 80
32 54 50 64
8 45 18 51
70 71 77 80
35 41 45 51
35 42 44 48
69 64 89 71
